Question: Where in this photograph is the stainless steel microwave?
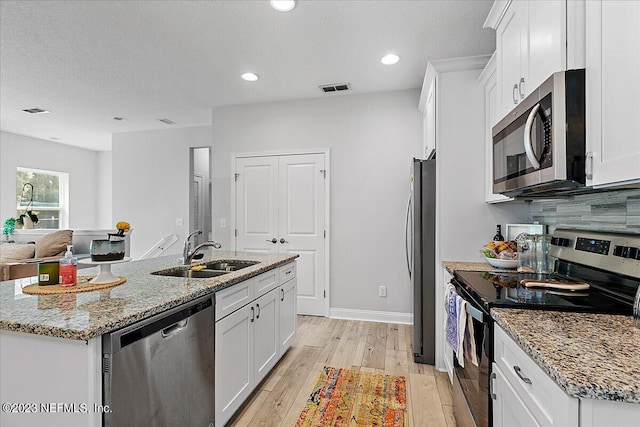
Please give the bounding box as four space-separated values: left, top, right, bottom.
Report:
492 69 586 197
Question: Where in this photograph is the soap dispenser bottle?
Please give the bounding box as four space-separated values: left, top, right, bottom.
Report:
59 245 78 287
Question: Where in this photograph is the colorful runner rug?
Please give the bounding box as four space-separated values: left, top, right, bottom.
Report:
296 366 408 427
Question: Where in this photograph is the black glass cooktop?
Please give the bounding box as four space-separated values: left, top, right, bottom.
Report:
453 270 634 315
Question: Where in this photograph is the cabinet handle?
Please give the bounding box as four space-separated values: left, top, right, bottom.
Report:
585 152 594 180
279 238 289 244
266 238 277 244
281 288 285 301
256 303 260 319
513 84 519 104
513 366 532 384
490 372 497 400
519 77 525 99
250 306 255 322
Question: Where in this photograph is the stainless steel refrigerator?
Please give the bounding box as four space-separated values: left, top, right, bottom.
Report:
406 157 436 364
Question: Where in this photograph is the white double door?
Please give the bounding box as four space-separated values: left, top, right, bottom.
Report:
234 153 327 316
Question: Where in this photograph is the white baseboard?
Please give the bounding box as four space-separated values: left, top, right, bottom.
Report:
329 308 413 325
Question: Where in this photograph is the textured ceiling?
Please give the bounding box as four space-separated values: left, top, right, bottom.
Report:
0 0 495 151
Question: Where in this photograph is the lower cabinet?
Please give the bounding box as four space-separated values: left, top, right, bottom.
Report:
215 262 297 426
492 364 540 427
278 277 297 356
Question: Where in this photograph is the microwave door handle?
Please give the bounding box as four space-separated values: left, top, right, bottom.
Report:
524 103 542 170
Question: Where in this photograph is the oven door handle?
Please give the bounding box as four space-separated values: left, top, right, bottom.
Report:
524 102 542 170
465 303 483 323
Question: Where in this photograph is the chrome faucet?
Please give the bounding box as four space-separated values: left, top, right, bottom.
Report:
185 241 222 265
183 230 202 263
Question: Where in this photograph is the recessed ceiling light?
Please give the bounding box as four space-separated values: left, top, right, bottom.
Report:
270 0 296 12
381 54 400 65
22 107 50 114
241 72 259 82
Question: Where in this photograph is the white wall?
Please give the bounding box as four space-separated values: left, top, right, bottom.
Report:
111 126 212 259
0 131 101 229
212 90 423 314
96 151 113 228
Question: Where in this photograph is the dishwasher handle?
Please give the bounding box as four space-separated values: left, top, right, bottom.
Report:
161 319 189 338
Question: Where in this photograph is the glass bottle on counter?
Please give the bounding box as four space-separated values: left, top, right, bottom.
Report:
493 225 504 242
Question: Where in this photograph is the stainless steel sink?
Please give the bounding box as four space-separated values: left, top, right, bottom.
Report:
151 260 259 279
151 268 229 279
204 260 259 271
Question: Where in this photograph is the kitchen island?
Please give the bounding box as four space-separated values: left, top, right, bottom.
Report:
0 251 297 426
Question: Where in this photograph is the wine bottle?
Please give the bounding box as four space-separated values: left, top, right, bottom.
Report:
493 225 504 242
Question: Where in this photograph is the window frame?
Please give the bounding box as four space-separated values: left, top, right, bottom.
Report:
16 166 69 229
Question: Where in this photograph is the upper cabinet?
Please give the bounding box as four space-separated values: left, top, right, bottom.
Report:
585 0 640 187
486 0 585 121
478 53 512 203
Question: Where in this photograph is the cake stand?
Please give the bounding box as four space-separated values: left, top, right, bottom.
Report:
78 257 131 284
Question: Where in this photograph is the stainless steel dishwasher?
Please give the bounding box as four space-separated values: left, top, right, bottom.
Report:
102 294 215 426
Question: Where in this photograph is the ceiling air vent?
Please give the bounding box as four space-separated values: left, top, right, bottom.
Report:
22 107 50 114
158 118 176 125
319 83 350 93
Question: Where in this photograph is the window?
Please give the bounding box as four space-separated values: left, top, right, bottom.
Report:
16 167 69 229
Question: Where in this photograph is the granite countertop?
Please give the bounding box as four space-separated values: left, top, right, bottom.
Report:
0 251 297 341
492 308 640 404
442 260 516 274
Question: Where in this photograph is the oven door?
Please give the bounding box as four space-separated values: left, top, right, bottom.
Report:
452 283 492 427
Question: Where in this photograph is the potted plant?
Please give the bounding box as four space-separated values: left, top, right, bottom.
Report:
18 183 38 229
2 218 16 240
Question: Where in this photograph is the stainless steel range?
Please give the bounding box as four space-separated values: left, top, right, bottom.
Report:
450 229 640 427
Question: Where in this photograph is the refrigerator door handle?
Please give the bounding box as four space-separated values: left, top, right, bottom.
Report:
405 193 412 277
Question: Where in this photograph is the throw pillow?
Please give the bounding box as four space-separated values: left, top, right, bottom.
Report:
34 229 73 258
0 243 36 260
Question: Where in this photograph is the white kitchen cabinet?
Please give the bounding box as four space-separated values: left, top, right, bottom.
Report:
493 325 578 427
585 0 640 188
478 53 513 203
253 287 279 385
215 263 297 426
215 302 253 426
421 77 437 159
487 0 583 120
278 277 297 357
492 363 540 427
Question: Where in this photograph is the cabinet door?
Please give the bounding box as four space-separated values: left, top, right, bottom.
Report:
586 0 640 187
278 277 297 356
482 57 513 203
253 288 279 385
493 364 541 427
423 78 436 158
496 0 527 119
215 304 253 427
527 0 566 93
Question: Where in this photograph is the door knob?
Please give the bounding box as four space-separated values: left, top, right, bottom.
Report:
280 238 288 244
266 238 277 244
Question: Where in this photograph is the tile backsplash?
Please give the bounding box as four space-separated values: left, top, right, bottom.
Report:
529 189 640 234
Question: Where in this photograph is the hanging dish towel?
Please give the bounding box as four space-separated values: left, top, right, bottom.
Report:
445 283 467 367
464 312 479 367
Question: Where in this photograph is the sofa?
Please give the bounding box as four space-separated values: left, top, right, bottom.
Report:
0 229 132 281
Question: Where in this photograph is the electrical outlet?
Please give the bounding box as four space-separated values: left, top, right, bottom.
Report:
379 286 387 297
175 218 183 226
220 218 227 229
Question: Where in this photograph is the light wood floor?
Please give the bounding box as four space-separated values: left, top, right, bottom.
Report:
228 315 455 427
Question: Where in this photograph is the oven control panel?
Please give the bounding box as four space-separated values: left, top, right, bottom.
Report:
575 237 611 255
551 229 640 280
